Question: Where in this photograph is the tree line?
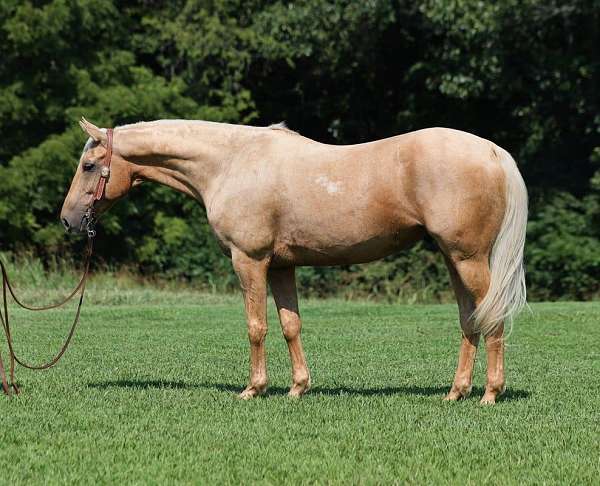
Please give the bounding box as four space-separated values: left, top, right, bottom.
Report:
0 0 598 300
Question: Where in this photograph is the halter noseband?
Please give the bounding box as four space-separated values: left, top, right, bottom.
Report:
84 128 114 238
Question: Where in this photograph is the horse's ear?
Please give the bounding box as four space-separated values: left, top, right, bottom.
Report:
79 117 108 145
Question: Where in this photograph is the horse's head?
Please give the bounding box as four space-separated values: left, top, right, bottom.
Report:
60 118 135 233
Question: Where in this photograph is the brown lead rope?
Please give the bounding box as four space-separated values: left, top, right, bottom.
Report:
0 236 94 396
0 126 113 397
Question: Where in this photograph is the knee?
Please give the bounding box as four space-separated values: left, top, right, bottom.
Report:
248 319 267 345
280 310 301 341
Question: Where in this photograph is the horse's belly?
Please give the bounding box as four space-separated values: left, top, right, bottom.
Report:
272 225 425 267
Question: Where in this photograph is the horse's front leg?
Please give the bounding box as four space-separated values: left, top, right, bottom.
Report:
232 249 270 399
268 266 311 397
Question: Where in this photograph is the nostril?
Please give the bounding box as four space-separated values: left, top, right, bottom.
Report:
62 218 71 231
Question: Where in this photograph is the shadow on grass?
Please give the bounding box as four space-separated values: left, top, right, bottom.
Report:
87 380 530 401
87 380 235 391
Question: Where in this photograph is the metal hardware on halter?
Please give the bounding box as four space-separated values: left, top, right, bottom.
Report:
85 209 97 239
82 127 114 238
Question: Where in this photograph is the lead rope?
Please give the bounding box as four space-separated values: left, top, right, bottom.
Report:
0 229 95 396
0 126 112 397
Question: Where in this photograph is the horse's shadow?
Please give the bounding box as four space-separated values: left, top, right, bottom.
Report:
87 380 530 401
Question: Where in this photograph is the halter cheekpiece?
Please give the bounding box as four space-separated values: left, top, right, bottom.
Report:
84 128 114 238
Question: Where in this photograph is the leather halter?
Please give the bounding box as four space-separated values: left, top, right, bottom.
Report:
84 128 113 237
93 128 114 202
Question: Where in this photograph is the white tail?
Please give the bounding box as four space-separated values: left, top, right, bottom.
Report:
472 147 528 336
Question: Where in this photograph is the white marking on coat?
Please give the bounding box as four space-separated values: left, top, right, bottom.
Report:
315 175 342 194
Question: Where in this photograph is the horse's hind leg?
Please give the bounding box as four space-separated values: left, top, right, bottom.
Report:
481 322 505 404
444 253 509 404
268 267 311 397
445 255 506 404
443 256 482 401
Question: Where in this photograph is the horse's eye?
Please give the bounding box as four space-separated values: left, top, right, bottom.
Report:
82 162 95 172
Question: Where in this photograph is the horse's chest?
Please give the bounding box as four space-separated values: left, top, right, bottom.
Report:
206 198 276 257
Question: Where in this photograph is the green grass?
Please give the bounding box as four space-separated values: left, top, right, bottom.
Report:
0 294 598 484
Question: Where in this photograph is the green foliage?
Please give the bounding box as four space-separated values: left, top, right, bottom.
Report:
0 0 598 300
527 191 600 300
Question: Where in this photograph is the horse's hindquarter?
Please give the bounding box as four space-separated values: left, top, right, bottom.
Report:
405 128 507 258
269 135 425 266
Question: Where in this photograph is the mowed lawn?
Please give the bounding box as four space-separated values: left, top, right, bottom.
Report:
0 295 598 484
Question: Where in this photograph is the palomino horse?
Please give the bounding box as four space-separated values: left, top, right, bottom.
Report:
61 118 527 404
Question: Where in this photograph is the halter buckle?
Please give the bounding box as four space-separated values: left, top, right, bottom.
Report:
85 208 97 239
100 166 110 178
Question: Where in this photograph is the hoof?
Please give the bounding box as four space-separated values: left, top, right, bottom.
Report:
480 387 504 405
480 383 505 405
480 394 497 405
238 384 267 400
288 379 311 398
443 384 472 401
443 391 462 401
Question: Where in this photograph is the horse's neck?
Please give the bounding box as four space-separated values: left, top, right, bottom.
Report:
117 121 251 202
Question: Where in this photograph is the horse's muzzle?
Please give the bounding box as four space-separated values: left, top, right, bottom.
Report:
60 209 87 234
61 217 72 232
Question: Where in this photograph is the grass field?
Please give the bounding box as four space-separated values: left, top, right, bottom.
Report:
0 289 598 484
